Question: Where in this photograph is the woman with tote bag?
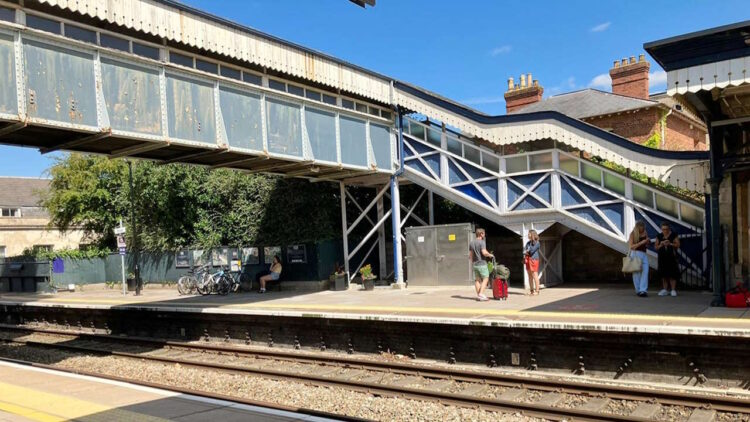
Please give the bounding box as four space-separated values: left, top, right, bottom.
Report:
626 221 651 297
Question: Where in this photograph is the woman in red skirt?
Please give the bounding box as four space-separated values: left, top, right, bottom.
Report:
524 230 541 295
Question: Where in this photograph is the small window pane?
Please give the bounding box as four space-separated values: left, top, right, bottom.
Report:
322 94 336 105
380 110 392 120
464 145 481 165
268 79 286 92
26 15 61 34
559 154 579 175
368 106 380 116
170 51 193 67
482 152 499 173
305 90 321 101
0 6 15 23
427 128 441 147
370 123 392 170
447 136 462 156
305 107 337 162
408 122 425 140
100 33 129 52
603 173 625 195
529 152 552 170
242 72 262 86
355 103 368 114
581 163 602 184
680 204 704 228
505 156 527 174
266 97 303 156
341 99 354 109
65 25 96 44
655 194 678 218
632 184 653 207
196 59 218 74
220 66 241 80
287 84 304 97
133 42 159 60
340 116 368 167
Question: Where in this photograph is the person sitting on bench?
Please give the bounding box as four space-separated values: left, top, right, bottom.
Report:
258 255 282 293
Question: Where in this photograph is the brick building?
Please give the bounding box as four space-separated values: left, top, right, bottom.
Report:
505 56 707 152
0 177 86 257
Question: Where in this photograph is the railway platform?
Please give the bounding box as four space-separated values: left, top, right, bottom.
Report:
1 284 748 337
0 360 336 422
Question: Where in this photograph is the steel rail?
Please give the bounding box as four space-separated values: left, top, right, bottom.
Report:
3 324 749 414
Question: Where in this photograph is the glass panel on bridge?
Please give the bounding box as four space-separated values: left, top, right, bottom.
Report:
219 66 241 81
603 173 626 195
655 193 679 218
132 42 159 60
427 127 441 147
408 121 425 140
680 204 704 228
242 72 262 86
559 153 579 176
23 40 97 126
632 184 654 207
0 6 14 23
196 59 218 75
370 123 392 170
170 51 194 67
266 97 303 156
304 107 337 162
64 25 97 44
219 86 263 151
166 74 217 144
529 152 552 171
581 163 602 184
482 152 499 173
340 116 368 167
101 58 162 135
26 15 61 34
447 135 462 156
0 34 17 115
505 156 527 174
464 145 481 165
100 33 129 52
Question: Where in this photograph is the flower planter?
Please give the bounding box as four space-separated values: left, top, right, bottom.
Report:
362 278 375 291
332 274 348 291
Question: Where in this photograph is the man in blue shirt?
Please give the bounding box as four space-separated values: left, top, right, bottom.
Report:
469 228 494 301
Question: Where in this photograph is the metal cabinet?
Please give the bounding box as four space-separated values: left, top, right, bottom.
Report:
405 223 473 286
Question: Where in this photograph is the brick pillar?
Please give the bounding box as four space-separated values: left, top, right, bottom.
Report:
610 54 650 99
505 73 544 113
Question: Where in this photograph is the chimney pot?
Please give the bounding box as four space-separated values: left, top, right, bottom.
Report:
533 80 538 87
527 73 532 86
520 74 526 88
621 58 628 66
507 77 514 91
638 54 645 62
629 56 636 64
613 60 619 68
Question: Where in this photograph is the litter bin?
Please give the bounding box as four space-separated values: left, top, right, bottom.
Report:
331 274 347 291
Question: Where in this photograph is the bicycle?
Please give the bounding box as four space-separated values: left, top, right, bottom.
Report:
198 266 231 296
177 264 210 295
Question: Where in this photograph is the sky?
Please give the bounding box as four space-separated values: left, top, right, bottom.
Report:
2 0 748 177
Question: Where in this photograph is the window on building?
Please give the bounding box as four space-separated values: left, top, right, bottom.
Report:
195 58 218 74
0 246 5 259
32 245 53 253
64 24 97 44
100 33 130 52
169 51 194 67
0 6 15 23
132 42 160 60
26 14 61 34
1 208 20 217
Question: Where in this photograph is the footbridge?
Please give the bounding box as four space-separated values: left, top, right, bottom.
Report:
0 0 710 288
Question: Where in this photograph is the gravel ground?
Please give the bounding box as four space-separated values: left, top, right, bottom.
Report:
0 343 547 422
558 393 588 408
717 411 750 421
655 405 692 422
605 399 639 415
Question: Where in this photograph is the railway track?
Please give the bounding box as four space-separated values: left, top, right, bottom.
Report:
1 325 748 422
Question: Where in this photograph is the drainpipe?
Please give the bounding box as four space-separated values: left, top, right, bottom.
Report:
390 106 406 287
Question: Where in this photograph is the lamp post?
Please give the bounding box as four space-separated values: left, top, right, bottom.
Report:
127 160 141 296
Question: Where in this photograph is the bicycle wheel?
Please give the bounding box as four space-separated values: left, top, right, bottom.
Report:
177 275 195 295
197 274 212 295
217 275 230 295
239 272 252 292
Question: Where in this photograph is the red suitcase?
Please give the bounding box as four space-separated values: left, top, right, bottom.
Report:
492 276 508 300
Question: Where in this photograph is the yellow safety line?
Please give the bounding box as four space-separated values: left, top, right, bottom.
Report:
0 401 63 422
22 297 750 326
0 381 169 422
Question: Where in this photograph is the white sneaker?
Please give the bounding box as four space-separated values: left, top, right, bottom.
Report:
657 289 669 296
477 294 489 302
670 290 677 297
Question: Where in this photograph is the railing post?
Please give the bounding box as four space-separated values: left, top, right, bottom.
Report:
624 180 636 243
498 156 508 213
551 150 561 210
391 176 405 288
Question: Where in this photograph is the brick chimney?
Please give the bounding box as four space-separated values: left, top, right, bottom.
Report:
504 73 543 113
609 54 650 99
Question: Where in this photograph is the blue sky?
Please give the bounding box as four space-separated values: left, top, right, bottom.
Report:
2 0 748 177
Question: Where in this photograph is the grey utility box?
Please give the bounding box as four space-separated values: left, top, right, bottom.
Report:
405 223 473 286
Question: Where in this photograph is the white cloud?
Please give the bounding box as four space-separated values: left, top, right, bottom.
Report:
590 22 611 32
588 73 611 89
566 76 577 89
460 96 505 105
649 70 667 89
489 45 512 56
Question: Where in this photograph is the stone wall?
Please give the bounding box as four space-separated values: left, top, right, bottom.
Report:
562 230 630 284
0 217 87 256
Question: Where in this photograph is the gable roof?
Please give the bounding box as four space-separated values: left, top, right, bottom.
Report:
0 177 50 207
508 88 659 118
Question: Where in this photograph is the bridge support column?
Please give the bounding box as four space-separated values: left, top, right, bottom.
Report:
340 182 350 280
377 194 387 283
391 176 405 288
521 223 530 291
428 191 435 225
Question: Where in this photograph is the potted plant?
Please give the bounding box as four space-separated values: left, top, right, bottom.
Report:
359 264 376 291
331 262 348 291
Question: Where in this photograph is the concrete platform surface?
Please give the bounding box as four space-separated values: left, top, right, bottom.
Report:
0 360 334 422
2 285 749 337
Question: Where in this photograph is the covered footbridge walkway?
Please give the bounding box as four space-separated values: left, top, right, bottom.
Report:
0 0 710 289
